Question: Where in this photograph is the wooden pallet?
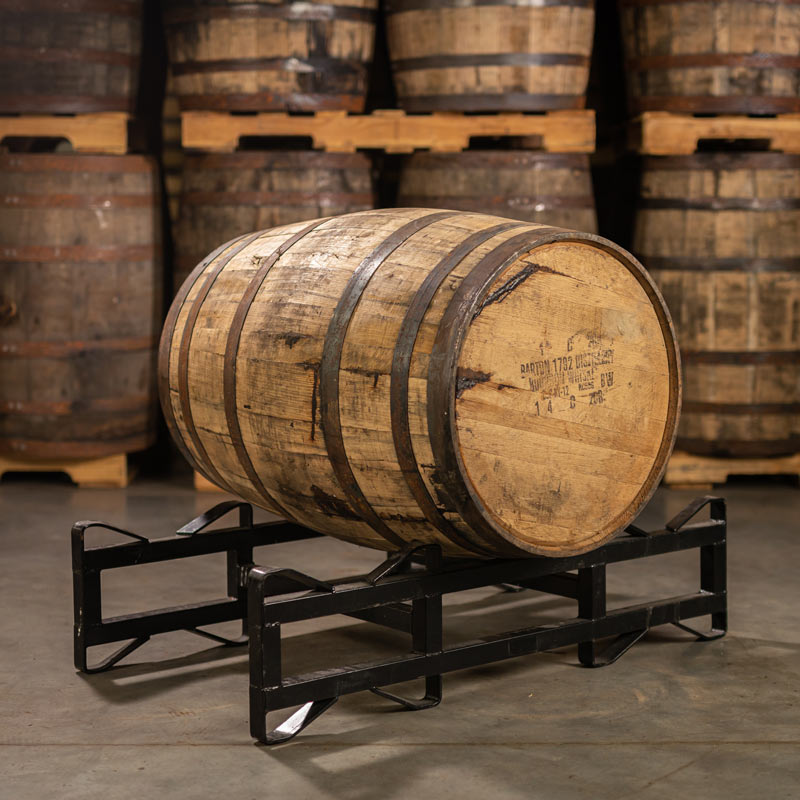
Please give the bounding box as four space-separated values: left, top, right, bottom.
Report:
664 450 800 489
181 109 596 154
0 453 131 488
634 111 800 155
0 112 130 154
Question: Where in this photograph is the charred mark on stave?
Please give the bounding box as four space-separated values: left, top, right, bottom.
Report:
282 332 305 349
302 360 320 441
474 262 567 319
311 484 361 520
455 368 492 398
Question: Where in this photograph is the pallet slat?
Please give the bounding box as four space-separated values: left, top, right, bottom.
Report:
634 112 800 155
0 453 130 488
181 109 596 153
0 113 130 154
664 450 800 489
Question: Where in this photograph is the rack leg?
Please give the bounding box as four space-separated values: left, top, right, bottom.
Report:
370 547 443 709
248 567 339 744
578 563 649 667
578 564 606 667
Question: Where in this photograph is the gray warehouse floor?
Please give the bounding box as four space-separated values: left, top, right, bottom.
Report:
0 476 798 799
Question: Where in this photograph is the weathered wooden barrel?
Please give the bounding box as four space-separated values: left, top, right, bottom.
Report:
634 153 800 457
163 0 378 111
619 0 800 114
0 154 162 459
385 0 594 111
0 0 143 113
173 151 376 290
398 152 598 233
160 209 680 557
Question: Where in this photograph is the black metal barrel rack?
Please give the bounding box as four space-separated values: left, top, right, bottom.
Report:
72 496 728 744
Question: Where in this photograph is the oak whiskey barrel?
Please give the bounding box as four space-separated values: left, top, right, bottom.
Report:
386 0 595 111
161 209 680 557
398 152 598 232
163 0 378 111
620 0 800 114
634 153 800 456
0 0 143 113
0 154 163 459
173 151 376 291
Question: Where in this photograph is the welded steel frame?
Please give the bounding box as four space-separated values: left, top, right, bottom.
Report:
71 496 727 746
72 500 322 673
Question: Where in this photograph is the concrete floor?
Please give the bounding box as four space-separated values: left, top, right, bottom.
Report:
0 475 798 799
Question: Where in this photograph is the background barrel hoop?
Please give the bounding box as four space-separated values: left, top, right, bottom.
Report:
642 154 800 171
676 438 800 458
0 245 159 263
400 94 588 111
0 45 138 68
633 96 800 113
320 211 459 549
391 53 590 72
390 220 527 556
0 336 156 359
645 256 800 272
398 195 597 211
681 350 800 365
620 0 800 6
1 0 141 16
180 191 375 208
2 194 156 209
164 3 377 24
641 198 800 211
0 154 155 173
682 401 800 414
627 53 800 70
223 219 333 520
171 57 366 77
386 0 593 12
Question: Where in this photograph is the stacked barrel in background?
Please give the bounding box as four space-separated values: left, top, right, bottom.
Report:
389 0 598 229
620 0 800 460
619 0 800 115
0 1 162 465
0 0 143 113
162 0 379 292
